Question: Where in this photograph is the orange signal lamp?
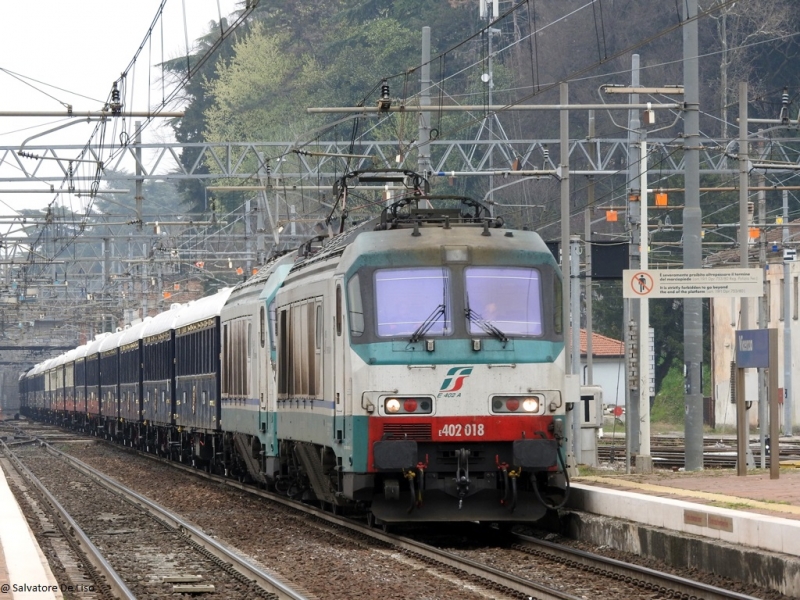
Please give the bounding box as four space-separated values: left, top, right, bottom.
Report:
655 192 668 206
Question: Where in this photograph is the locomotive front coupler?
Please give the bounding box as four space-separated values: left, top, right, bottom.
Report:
455 448 471 509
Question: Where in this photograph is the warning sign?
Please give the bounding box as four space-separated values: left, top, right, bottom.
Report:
622 268 763 298
629 271 654 296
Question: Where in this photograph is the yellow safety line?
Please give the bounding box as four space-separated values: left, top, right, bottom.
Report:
578 476 800 517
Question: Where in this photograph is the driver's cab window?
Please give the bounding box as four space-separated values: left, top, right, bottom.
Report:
465 267 543 336
374 267 452 337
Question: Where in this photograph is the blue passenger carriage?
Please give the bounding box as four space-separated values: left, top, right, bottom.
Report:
141 305 182 454
118 319 149 441
84 332 110 432
173 288 231 466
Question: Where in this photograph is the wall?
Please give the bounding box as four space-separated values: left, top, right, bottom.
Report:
711 259 800 432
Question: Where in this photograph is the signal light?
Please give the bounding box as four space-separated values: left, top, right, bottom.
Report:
383 396 432 415
492 395 543 414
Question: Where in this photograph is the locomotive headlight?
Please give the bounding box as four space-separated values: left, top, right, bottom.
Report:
491 394 544 414
382 396 433 415
522 397 539 412
385 398 401 413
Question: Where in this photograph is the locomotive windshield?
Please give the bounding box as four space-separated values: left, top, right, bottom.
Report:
465 267 543 336
374 267 452 337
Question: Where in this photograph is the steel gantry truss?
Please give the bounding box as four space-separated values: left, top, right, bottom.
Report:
0 137 762 184
2 132 800 349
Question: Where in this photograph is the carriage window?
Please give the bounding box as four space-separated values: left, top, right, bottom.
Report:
335 285 343 336
268 298 278 353
260 306 266 348
316 304 323 349
347 274 364 337
375 267 451 337
465 267 543 336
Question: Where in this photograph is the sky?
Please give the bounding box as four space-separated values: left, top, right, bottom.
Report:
0 0 241 213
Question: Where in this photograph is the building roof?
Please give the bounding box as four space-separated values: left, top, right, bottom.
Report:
580 329 624 357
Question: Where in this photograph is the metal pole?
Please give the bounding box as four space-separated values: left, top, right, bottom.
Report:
135 122 143 230
784 190 790 244
561 82 571 373
769 329 780 479
736 365 747 476
571 235 582 463
488 28 494 210
419 27 432 179
560 83 576 469
626 55 641 467
142 243 149 318
784 255 793 436
245 199 252 277
585 111 595 389
783 190 793 437
737 81 750 475
757 168 767 468
683 0 704 471
638 140 652 472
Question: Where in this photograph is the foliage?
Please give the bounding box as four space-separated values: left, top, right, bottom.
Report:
162 17 243 213
650 360 685 424
651 361 712 426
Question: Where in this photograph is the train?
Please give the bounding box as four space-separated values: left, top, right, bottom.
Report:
19 170 571 524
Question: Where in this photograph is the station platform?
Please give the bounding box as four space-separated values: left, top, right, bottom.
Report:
0 462 62 600
567 467 800 597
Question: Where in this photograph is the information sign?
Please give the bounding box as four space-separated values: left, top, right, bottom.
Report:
622 268 763 298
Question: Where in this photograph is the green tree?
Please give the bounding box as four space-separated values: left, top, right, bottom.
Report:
163 16 243 212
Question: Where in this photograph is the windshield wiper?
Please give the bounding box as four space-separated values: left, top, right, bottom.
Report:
465 308 508 344
409 304 446 344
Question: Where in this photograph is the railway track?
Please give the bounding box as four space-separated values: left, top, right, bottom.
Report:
73 442 763 600
0 436 308 600
598 439 800 469
5 420 775 600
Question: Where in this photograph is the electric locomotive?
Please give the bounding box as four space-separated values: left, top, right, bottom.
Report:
261 171 569 523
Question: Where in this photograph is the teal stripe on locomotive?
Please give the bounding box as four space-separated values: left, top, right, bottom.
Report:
350 338 563 366
220 405 369 472
349 415 370 472
249 409 369 472
221 401 261 433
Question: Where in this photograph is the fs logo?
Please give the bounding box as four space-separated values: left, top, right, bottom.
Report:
439 366 473 396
